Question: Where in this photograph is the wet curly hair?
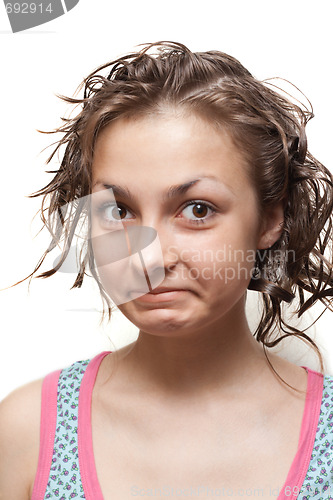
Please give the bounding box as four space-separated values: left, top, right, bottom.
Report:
17 41 333 390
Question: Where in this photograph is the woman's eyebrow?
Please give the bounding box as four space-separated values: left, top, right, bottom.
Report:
93 175 235 201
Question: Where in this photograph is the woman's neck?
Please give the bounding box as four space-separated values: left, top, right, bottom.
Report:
109 310 270 402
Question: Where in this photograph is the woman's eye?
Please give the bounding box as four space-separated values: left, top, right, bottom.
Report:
96 201 217 226
98 203 133 224
181 202 217 224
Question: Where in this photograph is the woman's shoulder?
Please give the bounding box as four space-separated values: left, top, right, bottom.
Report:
0 354 92 419
0 355 94 448
0 377 44 500
0 375 45 444
0 376 45 433
0 355 94 500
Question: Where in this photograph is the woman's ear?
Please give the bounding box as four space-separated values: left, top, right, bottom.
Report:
257 200 285 250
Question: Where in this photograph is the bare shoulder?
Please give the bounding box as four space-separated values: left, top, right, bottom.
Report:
0 377 44 500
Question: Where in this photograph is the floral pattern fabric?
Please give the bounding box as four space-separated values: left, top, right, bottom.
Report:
42 359 333 499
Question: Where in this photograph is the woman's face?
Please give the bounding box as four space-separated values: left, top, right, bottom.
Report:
90 112 280 337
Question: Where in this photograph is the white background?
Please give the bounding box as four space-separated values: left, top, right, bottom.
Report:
0 0 332 400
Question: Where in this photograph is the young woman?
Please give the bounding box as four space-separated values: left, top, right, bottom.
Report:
1 41 332 500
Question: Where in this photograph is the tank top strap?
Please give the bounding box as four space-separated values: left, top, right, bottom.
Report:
31 353 109 500
299 371 333 497
30 368 62 500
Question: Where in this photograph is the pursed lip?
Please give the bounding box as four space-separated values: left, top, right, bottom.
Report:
149 287 187 295
132 287 187 295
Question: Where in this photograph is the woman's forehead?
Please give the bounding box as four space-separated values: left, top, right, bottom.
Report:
91 114 250 192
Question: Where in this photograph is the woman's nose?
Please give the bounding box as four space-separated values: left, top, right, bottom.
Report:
91 219 181 304
127 224 179 285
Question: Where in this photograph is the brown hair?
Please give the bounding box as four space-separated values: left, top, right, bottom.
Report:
16 41 333 390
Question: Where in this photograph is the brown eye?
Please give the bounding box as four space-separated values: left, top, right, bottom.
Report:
192 204 208 218
104 205 123 220
98 203 133 224
181 201 216 225
117 206 127 219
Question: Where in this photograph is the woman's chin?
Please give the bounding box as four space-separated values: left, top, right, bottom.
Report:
118 302 201 336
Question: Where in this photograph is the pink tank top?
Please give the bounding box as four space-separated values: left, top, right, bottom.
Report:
31 351 333 499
